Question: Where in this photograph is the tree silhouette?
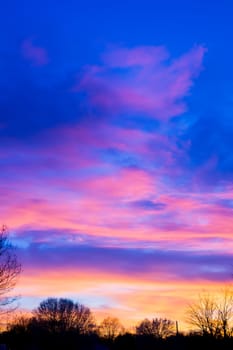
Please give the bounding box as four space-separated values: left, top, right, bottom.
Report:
136 317 175 338
99 316 124 340
218 288 233 338
7 314 30 334
33 297 96 334
0 225 21 312
186 289 233 338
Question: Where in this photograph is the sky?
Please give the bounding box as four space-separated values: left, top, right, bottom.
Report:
1 0 233 330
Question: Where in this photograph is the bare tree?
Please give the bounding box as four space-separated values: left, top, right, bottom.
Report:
0 225 21 312
186 289 233 338
186 293 219 337
99 316 124 340
136 317 175 338
7 314 30 333
152 318 175 338
33 297 96 334
136 318 153 336
217 288 233 338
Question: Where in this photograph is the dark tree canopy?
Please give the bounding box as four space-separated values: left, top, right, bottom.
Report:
0 225 21 311
33 297 96 334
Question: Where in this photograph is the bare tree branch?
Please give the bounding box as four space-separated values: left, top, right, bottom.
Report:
0 225 21 313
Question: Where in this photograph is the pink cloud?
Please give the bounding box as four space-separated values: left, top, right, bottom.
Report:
74 45 206 119
0 122 223 242
102 45 169 67
3 117 233 246
21 39 49 66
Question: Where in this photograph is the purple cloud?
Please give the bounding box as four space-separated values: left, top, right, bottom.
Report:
130 200 166 211
101 45 169 67
21 39 49 66
74 45 206 120
17 239 233 283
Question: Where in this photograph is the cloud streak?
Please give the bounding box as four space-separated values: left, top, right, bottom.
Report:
75 45 206 119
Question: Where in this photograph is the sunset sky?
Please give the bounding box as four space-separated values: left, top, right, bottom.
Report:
1 0 233 330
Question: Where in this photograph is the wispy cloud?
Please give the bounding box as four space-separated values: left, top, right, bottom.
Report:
75 45 206 119
21 38 49 66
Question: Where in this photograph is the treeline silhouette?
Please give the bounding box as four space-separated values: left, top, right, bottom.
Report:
1 297 233 350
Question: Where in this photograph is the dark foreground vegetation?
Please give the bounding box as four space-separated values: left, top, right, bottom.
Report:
1 328 233 350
